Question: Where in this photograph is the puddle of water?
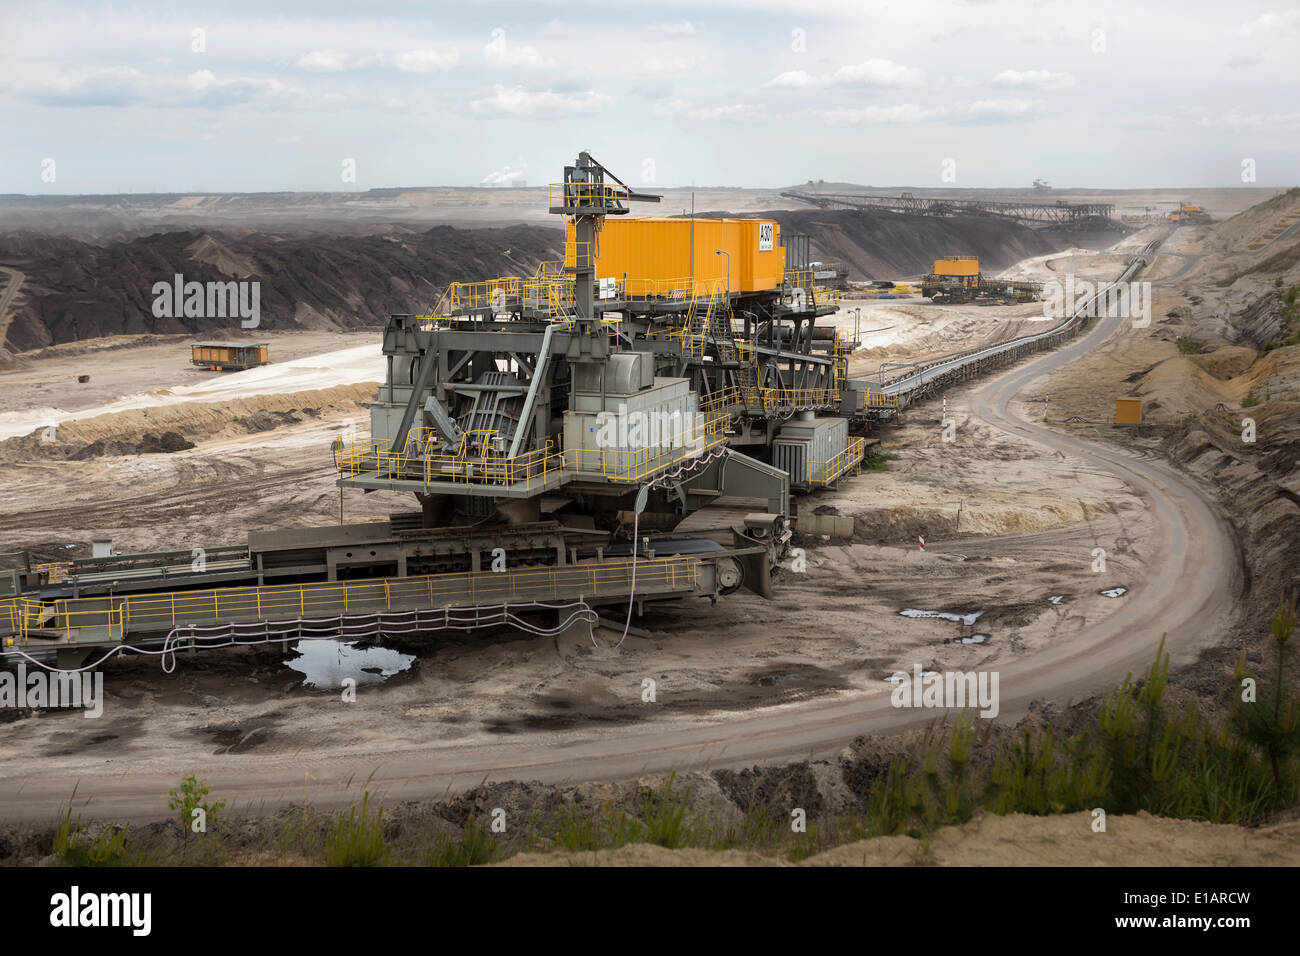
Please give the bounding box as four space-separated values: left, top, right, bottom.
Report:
757 672 804 687
954 634 989 645
900 608 984 626
1100 587 1128 598
285 639 415 688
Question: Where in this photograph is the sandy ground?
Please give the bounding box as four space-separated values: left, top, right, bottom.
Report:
0 330 380 439
498 812 1300 866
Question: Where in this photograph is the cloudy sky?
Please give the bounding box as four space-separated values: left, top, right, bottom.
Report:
1 0 1296 194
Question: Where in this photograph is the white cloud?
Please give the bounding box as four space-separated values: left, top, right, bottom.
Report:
767 59 923 90
817 103 946 125
767 70 813 89
470 86 610 116
649 99 773 122
480 163 528 185
651 98 689 117
25 66 306 108
293 48 459 73
1198 110 1300 130
688 103 770 122
27 66 145 106
395 48 460 73
297 50 348 73
483 33 553 69
641 55 700 75
182 70 306 106
830 59 925 88
991 69 1074 90
965 98 1045 121
1239 10 1300 35
649 21 695 39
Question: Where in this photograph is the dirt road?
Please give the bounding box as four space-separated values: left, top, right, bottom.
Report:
0 273 1241 823
0 267 24 352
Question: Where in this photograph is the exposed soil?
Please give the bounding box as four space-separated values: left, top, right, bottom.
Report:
0 226 561 351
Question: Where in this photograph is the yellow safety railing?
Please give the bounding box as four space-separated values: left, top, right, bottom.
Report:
426 274 577 320
13 558 702 641
670 328 704 357
812 437 866 486
784 270 839 308
17 599 123 641
622 276 695 302
719 338 755 365
549 181 632 211
700 386 743 414
865 391 899 408
833 329 850 392
773 388 838 409
564 241 594 271
0 598 21 640
34 562 69 584
337 435 565 491
740 386 778 413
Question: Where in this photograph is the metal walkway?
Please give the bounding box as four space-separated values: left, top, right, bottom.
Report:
781 190 1116 227
1 557 710 666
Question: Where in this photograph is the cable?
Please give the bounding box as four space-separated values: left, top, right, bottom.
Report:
1 599 599 675
607 444 731 650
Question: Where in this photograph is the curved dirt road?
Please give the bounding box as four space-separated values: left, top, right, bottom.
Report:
0 299 1241 823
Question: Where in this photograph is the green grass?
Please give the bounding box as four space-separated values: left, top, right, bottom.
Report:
423 818 499 867
860 451 899 473
1242 394 1261 408
324 792 389 866
642 771 695 848
53 807 132 866
1176 338 1200 355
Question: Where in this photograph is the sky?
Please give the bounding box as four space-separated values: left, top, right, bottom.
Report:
1 0 1297 194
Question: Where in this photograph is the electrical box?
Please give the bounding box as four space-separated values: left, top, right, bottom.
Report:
1115 398 1142 425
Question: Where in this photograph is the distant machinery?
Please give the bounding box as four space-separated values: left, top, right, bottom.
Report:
191 341 269 371
1161 201 1212 224
920 256 1043 304
781 189 1116 230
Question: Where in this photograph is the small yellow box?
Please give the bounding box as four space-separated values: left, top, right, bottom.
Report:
1115 398 1142 425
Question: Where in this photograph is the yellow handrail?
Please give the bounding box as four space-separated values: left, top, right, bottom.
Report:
14 558 702 639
